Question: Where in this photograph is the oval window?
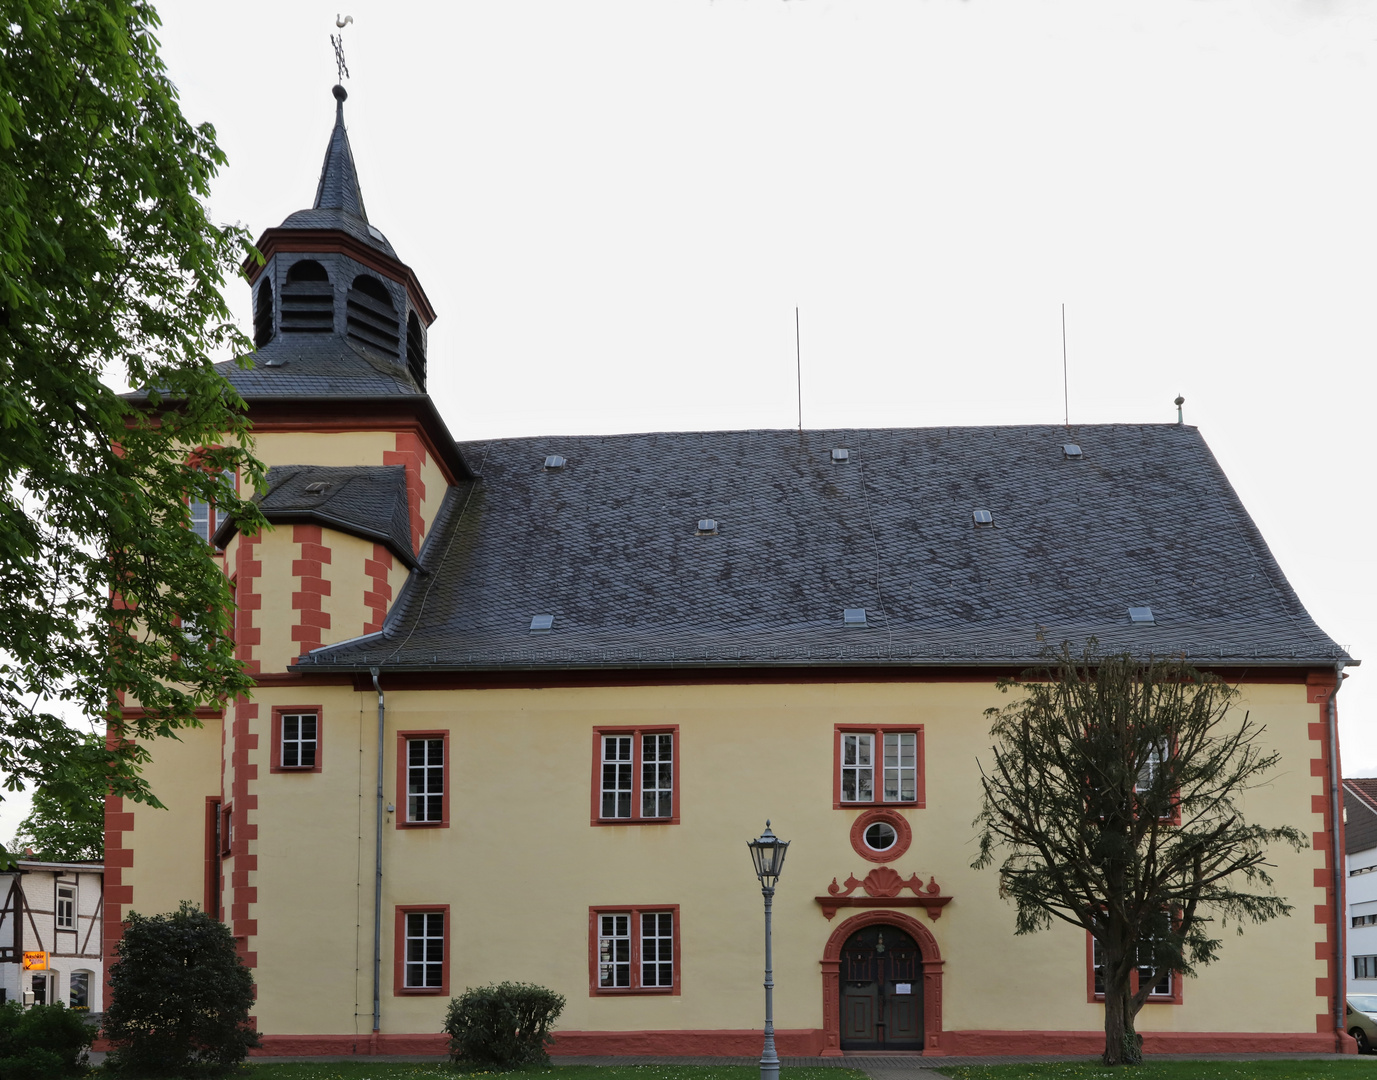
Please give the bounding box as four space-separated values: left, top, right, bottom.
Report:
863 821 897 851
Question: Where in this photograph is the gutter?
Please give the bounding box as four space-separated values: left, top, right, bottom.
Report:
371 668 385 1048
1329 658 1358 1050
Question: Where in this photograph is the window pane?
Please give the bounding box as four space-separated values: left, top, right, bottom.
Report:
640 910 674 988
601 738 634 819
599 912 631 988
883 732 916 803
404 910 444 988
407 738 444 822
841 733 874 803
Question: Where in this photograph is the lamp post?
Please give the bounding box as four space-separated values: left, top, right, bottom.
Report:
747 820 790 1080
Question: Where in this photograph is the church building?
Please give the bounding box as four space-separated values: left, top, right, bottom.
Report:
107 83 1357 1057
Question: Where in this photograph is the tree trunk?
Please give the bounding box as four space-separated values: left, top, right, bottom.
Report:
1101 937 1143 1066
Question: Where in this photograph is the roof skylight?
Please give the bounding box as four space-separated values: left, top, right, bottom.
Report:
304 482 332 494
1128 606 1155 625
1063 444 1083 459
973 509 994 527
697 519 718 535
530 614 554 633
832 449 850 462
543 455 566 470
843 608 867 626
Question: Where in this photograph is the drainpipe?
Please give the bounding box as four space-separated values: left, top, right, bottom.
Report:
1329 660 1350 1050
371 668 385 1048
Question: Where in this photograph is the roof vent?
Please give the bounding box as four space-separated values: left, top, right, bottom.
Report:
543 455 566 470
843 608 867 626
973 509 994 527
697 518 718 535
831 448 850 462
261 357 288 368
304 482 332 495
1128 606 1155 625
530 614 554 633
1063 444 1083 459
367 224 387 243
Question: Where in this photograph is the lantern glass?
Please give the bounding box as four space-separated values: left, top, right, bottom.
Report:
747 821 790 889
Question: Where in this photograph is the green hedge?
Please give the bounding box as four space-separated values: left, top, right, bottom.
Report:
444 982 566 1066
0 1001 92 1079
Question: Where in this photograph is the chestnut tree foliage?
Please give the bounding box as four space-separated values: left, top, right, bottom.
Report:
0 0 265 839
972 644 1306 1066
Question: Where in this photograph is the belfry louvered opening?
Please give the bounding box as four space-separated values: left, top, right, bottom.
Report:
253 279 274 347
280 260 333 334
406 311 426 389
347 274 400 358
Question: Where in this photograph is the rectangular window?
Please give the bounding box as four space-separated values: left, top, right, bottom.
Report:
591 727 679 825
393 905 449 995
69 972 89 1011
1089 932 1181 1003
272 707 322 772
1357 955 1377 979
55 885 74 930
834 725 925 808
220 804 233 856
589 905 680 995
396 731 449 828
1355 914 1377 928
188 467 236 546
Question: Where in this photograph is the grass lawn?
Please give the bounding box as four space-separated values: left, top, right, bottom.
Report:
938 1062 1377 1080
245 1066 868 1080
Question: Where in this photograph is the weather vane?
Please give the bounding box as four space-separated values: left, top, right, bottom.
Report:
332 15 353 84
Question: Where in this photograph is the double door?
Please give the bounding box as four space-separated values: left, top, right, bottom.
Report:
839 925 923 1051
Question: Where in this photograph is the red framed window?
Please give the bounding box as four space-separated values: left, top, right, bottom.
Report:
834 725 925 808
220 803 233 856
588 905 680 995
394 905 449 995
591 726 680 825
1086 931 1182 1004
271 706 322 772
396 730 449 828
204 797 222 919
188 466 238 547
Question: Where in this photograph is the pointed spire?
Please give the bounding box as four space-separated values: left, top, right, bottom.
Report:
313 85 368 221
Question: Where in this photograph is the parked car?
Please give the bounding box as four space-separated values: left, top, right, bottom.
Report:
1346 996 1377 1053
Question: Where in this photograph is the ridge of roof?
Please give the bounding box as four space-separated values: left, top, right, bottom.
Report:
1346 778 1377 815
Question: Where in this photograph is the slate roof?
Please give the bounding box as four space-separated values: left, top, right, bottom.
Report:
209 334 422 401
295 423 1350 674
215 464 415 566
1346 780 1377 855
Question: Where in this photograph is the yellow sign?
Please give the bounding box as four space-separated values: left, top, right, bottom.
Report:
21 952 47 971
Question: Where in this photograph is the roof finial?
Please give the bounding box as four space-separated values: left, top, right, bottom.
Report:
1174 394 1185 426
332 15 352 92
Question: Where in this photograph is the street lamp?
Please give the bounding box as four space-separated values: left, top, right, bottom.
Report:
747 820 790 1080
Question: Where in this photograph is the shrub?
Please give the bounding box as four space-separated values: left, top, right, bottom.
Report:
444 981 566 1066
103 901 260 1077
0 1000 92 1078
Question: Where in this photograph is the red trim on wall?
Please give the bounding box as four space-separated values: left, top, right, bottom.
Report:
247 1027 1348 1059
393 904 450 996
229 695 259 969
848 807 913 863
204 796 222 919
820 909 944 1056
291 525 332 663
1084 930 1183 1005
269 706 324 773
233 533 262 676
102 731 135 1007
1307 670 1345 1044
833 724 925 810
589 726 681 826
384 432 428 552
587 904 682 996
364 544 394 635
395 730 450 829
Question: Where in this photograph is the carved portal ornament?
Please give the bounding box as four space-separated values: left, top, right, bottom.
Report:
814 865 952 921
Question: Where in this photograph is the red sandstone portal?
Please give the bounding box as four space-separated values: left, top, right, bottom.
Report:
820 909 943 1056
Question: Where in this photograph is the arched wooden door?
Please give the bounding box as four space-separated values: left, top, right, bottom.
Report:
839 924 923 1051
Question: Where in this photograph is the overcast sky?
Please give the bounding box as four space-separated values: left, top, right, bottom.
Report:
20 0 1377 840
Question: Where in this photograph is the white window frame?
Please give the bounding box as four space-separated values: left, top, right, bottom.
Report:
68 970 91 1011
406 737 444 823
1357 955 1377 979
640 733 673 819
601 736 633 819
403 911 445 989
840 733 874 803
640 910 674 988
882 731 918 802
281 712 318 769
598 913 631 988
55 884 75 930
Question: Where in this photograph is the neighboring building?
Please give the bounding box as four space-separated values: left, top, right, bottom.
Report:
109 84 1358 1057
0 861 103 1012
1345 780 1377 992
